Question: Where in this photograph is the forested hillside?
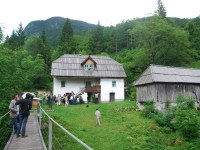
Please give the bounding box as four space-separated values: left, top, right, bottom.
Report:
24 16 97 47
23 16 190 51
1 9 200 100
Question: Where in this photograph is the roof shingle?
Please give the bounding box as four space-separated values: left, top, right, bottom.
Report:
51 54 126 78
134 64 200 86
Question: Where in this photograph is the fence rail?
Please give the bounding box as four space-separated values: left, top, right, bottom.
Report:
37 103 93 150
0 111 10 120
0 111 12 149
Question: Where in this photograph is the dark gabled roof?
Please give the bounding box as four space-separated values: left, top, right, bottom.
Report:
134 64 200 86
51 54 126 78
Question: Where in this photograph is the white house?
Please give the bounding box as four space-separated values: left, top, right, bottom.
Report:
51 54 126 102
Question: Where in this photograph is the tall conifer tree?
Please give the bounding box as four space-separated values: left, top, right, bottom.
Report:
5 23 25 50
89 21 104 54
157 0 167 17
58 18 74 55
0 26 3 43
39 30 51 73
16 22 26 47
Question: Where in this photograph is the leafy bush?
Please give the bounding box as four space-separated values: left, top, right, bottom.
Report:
0 100 12 149
154 95 200 140
175 109 200 140
127 87 136 100
174 95 200 139
142 101 158 118
176 95 195 110
154 110 175 130
158 126 173 134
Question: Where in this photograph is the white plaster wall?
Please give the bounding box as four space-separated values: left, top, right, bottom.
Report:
53 78 85 96
53 77 124 102
53 77 99 96
100 78 124 102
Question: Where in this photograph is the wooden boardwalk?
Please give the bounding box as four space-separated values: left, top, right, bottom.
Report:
4 115 46 150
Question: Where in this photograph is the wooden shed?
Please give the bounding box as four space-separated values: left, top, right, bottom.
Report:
134 64 200 110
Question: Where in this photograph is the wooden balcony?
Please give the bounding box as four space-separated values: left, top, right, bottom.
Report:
85 85 101 93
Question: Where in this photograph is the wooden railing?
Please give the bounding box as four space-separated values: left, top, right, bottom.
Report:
75 87 86 96
37 103 93 150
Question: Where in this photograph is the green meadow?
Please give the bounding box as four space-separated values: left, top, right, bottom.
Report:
41 100 199 150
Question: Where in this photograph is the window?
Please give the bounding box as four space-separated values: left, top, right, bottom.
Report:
85 81 91 87
84 64 94 71
61 81 65 87
112 81 116 87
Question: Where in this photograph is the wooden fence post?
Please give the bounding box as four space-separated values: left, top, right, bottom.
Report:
39 106 42 128
49 119 52 150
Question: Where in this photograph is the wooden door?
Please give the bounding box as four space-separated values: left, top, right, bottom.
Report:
110 93 115 102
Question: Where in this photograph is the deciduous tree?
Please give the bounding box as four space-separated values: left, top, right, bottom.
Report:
0 47 45 99
185 17 200 53
130 16 191 66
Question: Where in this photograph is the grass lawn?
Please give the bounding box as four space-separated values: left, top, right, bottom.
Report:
41 100 199 150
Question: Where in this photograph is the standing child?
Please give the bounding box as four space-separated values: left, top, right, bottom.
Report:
65 94 69 107
95 108 101 126
57 94 61 105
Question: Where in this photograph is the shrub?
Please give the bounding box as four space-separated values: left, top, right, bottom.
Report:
154 110 175 130
159 126 173 134
166 100 171 109
142 101 158 118
175 109 200 140
176 95 195 110
128 87 136 100
154 95 200 140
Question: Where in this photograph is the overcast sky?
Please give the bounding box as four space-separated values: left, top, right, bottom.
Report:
0 0 200 36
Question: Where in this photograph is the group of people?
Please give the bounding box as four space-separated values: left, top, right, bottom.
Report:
9 92 101 139
42 92 84 108
9 93 32 138
55 92 84 105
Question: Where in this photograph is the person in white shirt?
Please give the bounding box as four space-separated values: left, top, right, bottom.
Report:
95 93 99 103
57 94 61 105
95 108 101 126
65 94 68 107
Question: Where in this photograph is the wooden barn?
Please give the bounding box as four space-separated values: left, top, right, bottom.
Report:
134 64 200 110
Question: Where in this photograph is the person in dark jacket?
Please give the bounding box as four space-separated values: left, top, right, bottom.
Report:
15 93 32 138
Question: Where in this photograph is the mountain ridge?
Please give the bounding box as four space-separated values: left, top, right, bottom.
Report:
24 16 98 47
